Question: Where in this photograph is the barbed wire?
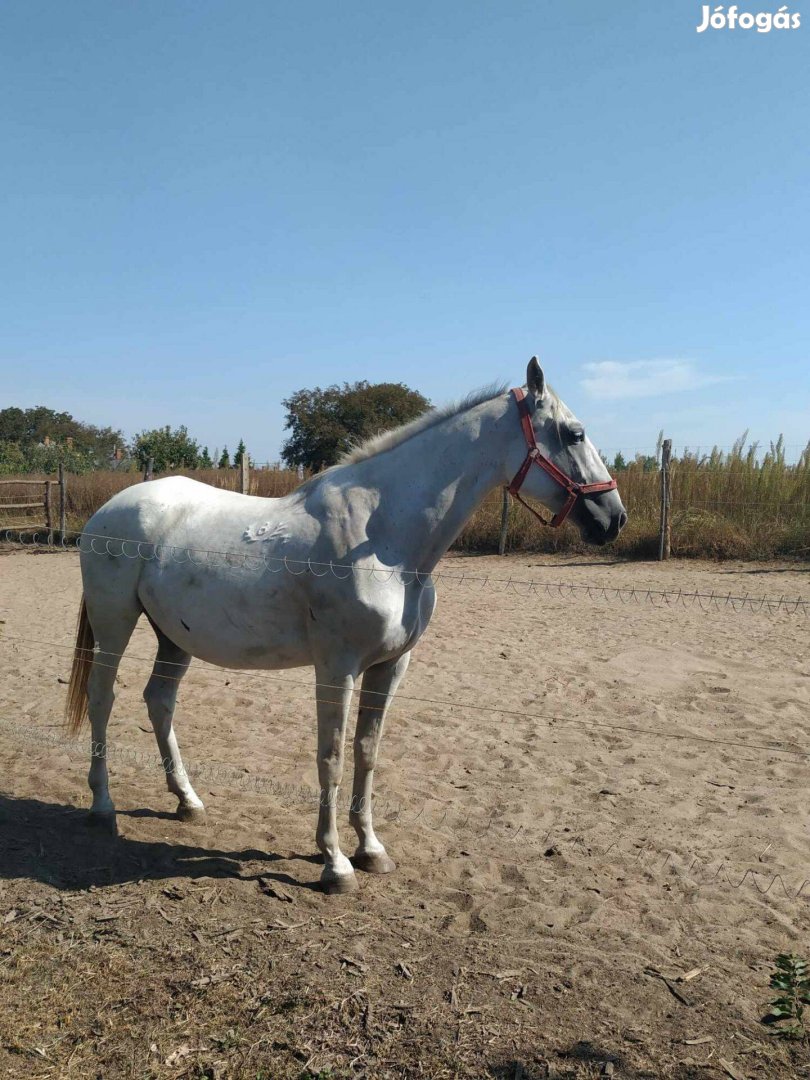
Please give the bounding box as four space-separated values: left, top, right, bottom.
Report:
593 837 810 899
2 527 808 616
534 824 810 899
3 630 810 766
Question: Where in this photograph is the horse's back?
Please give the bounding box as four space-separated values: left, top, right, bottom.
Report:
89 475 242 520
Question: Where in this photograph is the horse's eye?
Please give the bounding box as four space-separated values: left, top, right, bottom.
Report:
570 428 585 444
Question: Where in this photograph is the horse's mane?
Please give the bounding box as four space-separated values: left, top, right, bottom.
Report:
336 382 509 466
294 378 569 491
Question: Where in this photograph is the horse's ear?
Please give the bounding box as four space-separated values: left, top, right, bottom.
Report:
527 356 546 401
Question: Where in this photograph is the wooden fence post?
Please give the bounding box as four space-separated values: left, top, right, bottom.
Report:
658 438 672 561
44 480 53 541
58 463 66 539
143 457 154 482
498 488 510 556
240 453 249 495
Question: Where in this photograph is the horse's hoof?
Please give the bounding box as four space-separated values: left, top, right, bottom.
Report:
352 850 396 875
177 804 207 825
320 871 359 895
86 811 117 836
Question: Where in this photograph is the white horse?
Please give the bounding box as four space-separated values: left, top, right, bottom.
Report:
66 358 626 893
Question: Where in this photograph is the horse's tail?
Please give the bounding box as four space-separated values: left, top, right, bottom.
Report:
65 596 94 737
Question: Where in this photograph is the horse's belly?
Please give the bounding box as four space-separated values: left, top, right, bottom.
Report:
137 561 312 671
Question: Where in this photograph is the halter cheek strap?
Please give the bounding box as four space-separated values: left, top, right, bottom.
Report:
507 387 618 528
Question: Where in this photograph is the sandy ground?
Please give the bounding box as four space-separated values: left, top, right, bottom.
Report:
0 548 808 1079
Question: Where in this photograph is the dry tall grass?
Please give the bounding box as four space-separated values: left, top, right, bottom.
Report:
1 437 808 560
0 467 301 532
458 437 810 559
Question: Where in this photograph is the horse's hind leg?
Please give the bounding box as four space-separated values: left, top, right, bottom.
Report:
349 651 411 874
143 628 206 824
84 606 141 831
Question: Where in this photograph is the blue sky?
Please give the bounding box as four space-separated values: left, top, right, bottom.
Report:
1 1 808 462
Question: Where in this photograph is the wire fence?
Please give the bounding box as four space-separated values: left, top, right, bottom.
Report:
1 526 807 616
1 526 808 901
0 710 808 903
3 627 809 765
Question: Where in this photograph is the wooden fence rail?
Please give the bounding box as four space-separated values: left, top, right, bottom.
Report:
0 473 68 539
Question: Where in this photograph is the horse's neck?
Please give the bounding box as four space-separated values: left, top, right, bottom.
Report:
355 395 514 571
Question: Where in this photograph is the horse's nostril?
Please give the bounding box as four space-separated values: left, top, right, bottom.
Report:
618 511 628 531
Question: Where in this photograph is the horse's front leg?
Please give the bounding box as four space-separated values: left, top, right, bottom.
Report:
314 666 358 894
349 652 411 875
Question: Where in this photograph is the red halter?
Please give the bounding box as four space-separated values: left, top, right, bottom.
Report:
507 387 618 528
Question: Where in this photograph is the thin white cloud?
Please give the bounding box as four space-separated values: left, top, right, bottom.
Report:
581 360 731 401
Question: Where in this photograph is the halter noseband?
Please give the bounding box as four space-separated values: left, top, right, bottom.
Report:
507 387 618 528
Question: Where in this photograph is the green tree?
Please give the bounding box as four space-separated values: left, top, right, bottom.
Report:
132 425 201 473
636 453 658 472
218 446 231 469
0 441 27 474
0 405 123 472
199 446 213 468
234 438 247 467
612 451 627 471
281 381 430 472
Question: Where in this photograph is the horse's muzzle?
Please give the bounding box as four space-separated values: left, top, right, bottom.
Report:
582 506 628 546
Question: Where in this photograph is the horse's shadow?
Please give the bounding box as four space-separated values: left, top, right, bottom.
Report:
0 793 319 892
